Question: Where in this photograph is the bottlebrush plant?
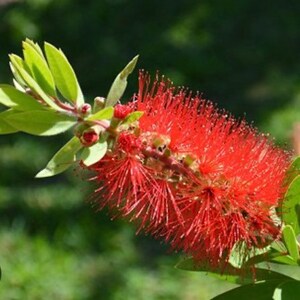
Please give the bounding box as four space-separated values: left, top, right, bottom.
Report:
1 39 300 299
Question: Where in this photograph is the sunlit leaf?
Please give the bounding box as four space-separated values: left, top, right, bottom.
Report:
12 79 26 92
87 107 114 121
36 137 82 178
0 110 19 134
105 55 139 107
24 38 45 58
10 62 26 89
282 175 300 236
44 42 84 105
175 258 293 285
121 111 144 125
5 110 76 136
0 84 44 111
80 141 107 166
23 41 56 97
9 54 27 71
9 55 62 111
282 225 299 261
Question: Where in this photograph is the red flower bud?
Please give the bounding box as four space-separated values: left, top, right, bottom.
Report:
114 104 133 119
80 129 99 146
78 103 92 117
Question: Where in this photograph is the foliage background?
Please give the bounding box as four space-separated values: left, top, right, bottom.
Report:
1 0 300 299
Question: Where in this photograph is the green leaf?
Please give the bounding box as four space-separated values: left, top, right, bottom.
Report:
23 41 56 97
12 78 26 92
5 110 76 136
0 110 19 134
211 280 287 300
175 258 293 285
105 55 139 107
273 280 300 300
24 38 45 58
36 137 82 178
87 107 114 121
271 241 287 253
0 84 44 111
282 225 299 261
271 255 298 266
243 242 296 267
9 54 27 71
282 175 300 236
9 55 62 111
81 141 107 166
10 62 27 89
121 111 144 125
44 42 84 105
243 247 297 267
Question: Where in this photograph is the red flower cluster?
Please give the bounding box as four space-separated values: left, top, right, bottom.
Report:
85 72 291 267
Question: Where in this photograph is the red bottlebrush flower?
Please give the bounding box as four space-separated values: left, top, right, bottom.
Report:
87 133 184 233
84 71 291 268
114 103 133 119
117 132 142 153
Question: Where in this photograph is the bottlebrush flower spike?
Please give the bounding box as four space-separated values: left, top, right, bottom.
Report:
85 71 291 267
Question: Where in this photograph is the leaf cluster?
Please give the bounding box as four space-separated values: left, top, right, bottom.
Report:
0 39 140 177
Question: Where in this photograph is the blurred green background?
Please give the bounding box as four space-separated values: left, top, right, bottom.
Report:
1 0 300 299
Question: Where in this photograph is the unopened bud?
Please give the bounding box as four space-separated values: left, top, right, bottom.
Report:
78 103 92 117
80 127 100 147
93 97 105 113
74 122 89 138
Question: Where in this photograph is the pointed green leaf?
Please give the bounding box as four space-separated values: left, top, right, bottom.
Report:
175 258 293 285
272 255 298 265
13 79 26 92
36 137 82 178
273 280 300 300
282 225 299 261
0 84 44 111
23 41 56 97
105 55 139 107
211 280 287 300
0 110 19 134
10 55 62 111
24 38 45 58
271 241 287 253
81 141 107 166
10 62 27 88
121 111 144 125
87 107 114 121
9 54 27 71
44 42 84 105
243 249 283 267
282 175 300 236
243 247 298 267
5 110 76 136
